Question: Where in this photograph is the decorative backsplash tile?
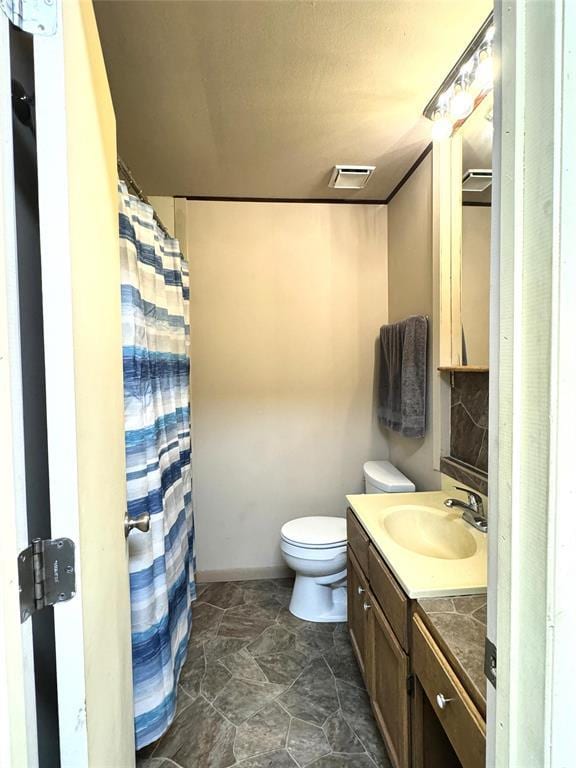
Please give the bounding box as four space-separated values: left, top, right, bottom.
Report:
440 456 488 497
450 372 489 473
441 371 489 495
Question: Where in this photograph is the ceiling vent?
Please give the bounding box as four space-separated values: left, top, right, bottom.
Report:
329 165 376 190
462 169 492 192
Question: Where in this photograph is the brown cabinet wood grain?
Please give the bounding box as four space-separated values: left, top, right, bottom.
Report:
412 677 462 768
347 547 370 683
368 544 409 652
347 507 369 574
368 593 411 768
412 614 485 768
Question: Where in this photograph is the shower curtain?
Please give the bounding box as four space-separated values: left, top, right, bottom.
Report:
118 181 196 750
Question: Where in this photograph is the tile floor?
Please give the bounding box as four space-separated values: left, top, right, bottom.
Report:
137 579 391 768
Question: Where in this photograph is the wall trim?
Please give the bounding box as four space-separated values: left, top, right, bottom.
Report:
178 195 386 205
175 143 433 207
385 142 433 205
196 565 292 583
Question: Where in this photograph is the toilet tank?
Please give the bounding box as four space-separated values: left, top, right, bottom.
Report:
363 460 415 494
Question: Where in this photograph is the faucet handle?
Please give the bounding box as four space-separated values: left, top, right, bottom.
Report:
454 486 483 510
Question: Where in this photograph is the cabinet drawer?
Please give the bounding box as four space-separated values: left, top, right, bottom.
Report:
412 614 486 768
347 508 369 574
368 545 408 652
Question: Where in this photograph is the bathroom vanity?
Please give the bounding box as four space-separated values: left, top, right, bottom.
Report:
346 494 487 768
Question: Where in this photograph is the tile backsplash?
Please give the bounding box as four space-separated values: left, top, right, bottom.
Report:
450 372 489 473
440 372 489 496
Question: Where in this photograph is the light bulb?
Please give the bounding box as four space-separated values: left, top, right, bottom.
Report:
431 114 453 140
475 55 493 91
450 88 473 120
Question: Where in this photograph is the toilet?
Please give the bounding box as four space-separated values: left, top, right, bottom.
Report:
280 460 415 622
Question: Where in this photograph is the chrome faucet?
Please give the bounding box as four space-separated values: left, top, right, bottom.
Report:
444 487 487 533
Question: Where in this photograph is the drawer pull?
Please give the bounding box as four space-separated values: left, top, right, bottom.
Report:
363 602 371 611
436 693 455 710
357 586 365 595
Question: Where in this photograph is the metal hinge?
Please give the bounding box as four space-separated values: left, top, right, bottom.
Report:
18 538 76 623
484 637 497 688
0 0 57 36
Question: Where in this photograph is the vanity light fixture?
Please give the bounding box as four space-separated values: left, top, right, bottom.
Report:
431 93 453 140
424 12 495 139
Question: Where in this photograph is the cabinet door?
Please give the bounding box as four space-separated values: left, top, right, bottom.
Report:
412 677 462 768
368 594 410 768
347 548 370 682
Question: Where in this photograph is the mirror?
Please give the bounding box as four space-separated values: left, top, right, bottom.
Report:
434 93 493 371
458 94 492 368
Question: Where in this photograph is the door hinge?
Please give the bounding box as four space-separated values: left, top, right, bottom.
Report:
406 673 414 696
0 0 57 36
484 637 496 688
18 537 76 623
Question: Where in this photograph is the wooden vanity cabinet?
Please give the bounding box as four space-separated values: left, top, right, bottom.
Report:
347 548 370 682
347 509 411 768
412 614 485 768
368 592 411 768
412 677 462 768
346 507 486 768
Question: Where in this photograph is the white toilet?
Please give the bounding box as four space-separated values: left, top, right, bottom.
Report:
280 460 415 622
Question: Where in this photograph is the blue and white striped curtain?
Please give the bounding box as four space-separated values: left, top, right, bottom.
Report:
118 182 196 750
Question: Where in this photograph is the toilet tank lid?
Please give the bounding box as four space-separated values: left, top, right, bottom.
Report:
363 461 415 492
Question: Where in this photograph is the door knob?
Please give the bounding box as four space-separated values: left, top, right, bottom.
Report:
436 693 454 710
357 586 365 595
363 602 371 611
124 512 151 538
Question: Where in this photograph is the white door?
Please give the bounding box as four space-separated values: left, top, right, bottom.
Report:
0 2 135 766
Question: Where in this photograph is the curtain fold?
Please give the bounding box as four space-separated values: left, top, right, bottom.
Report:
118 181 196 749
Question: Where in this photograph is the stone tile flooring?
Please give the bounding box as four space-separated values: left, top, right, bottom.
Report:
137 579 391 768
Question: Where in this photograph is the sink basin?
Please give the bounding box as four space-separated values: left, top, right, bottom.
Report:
381 505 477 560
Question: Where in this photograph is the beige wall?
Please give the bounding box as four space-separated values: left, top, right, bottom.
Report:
64 1 134 763
148 195 175 238
185 201 389 576
462 205 490 367
387 154 441 491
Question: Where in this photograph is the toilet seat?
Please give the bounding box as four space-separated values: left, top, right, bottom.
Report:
280 538 347 561
280 516 346 549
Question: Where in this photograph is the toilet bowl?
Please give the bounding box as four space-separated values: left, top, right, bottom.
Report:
280 516 347 622
280 461 415 622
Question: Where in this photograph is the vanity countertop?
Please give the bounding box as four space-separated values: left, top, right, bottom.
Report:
416 594 487 717
346 491 487 598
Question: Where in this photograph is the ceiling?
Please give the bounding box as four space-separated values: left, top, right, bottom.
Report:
94 0 492 200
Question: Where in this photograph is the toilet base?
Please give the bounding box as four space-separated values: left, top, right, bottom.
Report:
288 571 347 623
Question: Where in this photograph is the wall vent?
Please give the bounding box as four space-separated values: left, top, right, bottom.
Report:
328 165 376 189
462 169 492 192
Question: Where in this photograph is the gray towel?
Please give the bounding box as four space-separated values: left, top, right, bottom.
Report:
378 315 428 438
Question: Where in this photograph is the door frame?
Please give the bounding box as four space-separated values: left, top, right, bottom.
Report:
33 10 90 765
490 1 576 765
1 2 134 765
0 16 39 768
